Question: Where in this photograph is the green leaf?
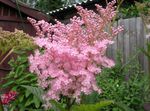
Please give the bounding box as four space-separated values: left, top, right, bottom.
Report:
2 80 14 88
71 100 114 111
114 102 132 111
21 85 44 102
15 65 25 77
147 42 150 53
9 106 16 111
25 90 31 98
18 80 30 84
33 95 41 108
16 55 27 63
25 108 43 111
11 85 18 91
140 47 150 58
20 107 26 111
51 100 66 111
19 95 24 102
81 92 99 104
15 74 36 85
30 77 37 82
25 96 33 107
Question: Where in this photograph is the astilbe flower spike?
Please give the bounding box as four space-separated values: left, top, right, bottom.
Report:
28 0 123 108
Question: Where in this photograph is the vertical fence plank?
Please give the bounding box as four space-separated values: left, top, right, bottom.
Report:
123 18 130 63
136 17 144 70
143 22 149 73
129 18 137 56
112 22 118 61
106 17 149 73
106 24 112 59
117 19 124 62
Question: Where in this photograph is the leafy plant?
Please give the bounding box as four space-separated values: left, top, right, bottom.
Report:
21 85 114 111
141 42 150 70
119 5 139 18
135 1 150 16
140 42 150 101
71 100 114 111
35 0 64 12
1 51 43 111
0 28 36 64
0 29 36 111
95 52 149 111
117 0 150 19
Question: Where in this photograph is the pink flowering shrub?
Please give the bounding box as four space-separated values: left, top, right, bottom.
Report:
28 0 123 108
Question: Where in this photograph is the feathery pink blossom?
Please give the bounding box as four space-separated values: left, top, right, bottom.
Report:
28 0 123 108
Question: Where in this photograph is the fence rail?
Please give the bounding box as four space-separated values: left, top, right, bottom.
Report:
107 17 149 73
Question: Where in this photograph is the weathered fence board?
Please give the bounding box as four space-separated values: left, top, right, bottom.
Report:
107 17 149 73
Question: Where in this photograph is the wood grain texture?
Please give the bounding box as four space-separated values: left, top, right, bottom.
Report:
106 17 149 73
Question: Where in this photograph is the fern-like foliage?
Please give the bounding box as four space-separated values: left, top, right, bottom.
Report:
21 85 44 102
13 84 114 111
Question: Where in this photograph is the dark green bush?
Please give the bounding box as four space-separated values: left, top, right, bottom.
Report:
82 52 149 111
1 51 43 111
118 0 150 19
97 53 149 111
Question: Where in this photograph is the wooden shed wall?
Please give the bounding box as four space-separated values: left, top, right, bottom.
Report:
0 2 36 36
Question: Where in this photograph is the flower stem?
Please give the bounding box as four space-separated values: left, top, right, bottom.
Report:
0 48 14 65
66 97 75 111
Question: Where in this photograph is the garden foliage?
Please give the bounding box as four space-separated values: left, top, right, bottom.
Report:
97 53 149 111
0 29 35 55
0 29 36 110
1 51 43 111
1 51 149 111
35 0 64 12
2 52 41 111
119 0 150 19
0 29 36 65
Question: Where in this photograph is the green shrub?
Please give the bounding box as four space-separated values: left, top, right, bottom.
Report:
117 0 150 19
96 53 149 111
1 51 43 111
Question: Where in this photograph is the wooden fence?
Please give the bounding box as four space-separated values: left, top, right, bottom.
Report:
106 17 149 73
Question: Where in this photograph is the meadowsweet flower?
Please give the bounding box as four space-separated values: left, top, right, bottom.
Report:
28 0 123 108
